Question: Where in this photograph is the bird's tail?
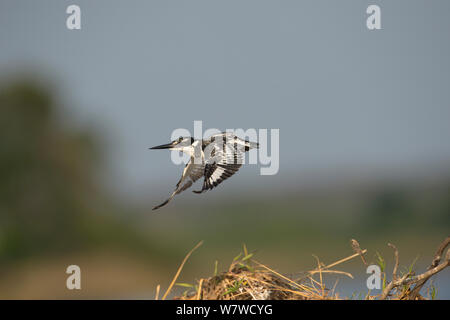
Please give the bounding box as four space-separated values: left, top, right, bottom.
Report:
243 140 259 151
247 141 259 149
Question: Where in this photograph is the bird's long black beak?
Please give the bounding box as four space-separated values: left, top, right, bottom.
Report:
149 142 174 150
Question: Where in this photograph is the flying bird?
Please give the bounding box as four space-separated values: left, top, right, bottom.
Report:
150 132 259 210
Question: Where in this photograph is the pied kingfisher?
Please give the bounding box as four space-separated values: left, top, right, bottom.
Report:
150 132 259 210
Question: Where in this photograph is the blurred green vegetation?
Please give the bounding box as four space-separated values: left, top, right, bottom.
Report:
0 79 164 266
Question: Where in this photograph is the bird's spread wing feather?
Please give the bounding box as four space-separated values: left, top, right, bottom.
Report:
194 133 257 193
152 161 204 210
195 162 241 192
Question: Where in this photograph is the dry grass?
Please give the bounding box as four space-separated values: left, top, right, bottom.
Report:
157 237 449 300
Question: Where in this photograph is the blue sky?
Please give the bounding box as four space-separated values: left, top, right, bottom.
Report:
1 1 450 198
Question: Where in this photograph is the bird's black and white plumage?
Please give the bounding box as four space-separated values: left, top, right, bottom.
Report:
150 132 258 210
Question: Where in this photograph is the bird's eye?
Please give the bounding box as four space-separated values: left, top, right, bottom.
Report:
178 136 183 142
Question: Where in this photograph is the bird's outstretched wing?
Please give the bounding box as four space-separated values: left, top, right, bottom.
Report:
194 133 258 193
152 160 204 210
193 162 241 193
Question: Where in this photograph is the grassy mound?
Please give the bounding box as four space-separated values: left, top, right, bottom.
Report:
156 238 449 300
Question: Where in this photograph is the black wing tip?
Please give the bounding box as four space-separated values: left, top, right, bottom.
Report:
152 199 170 210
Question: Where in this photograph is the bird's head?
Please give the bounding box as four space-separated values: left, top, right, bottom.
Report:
150 136 195 152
